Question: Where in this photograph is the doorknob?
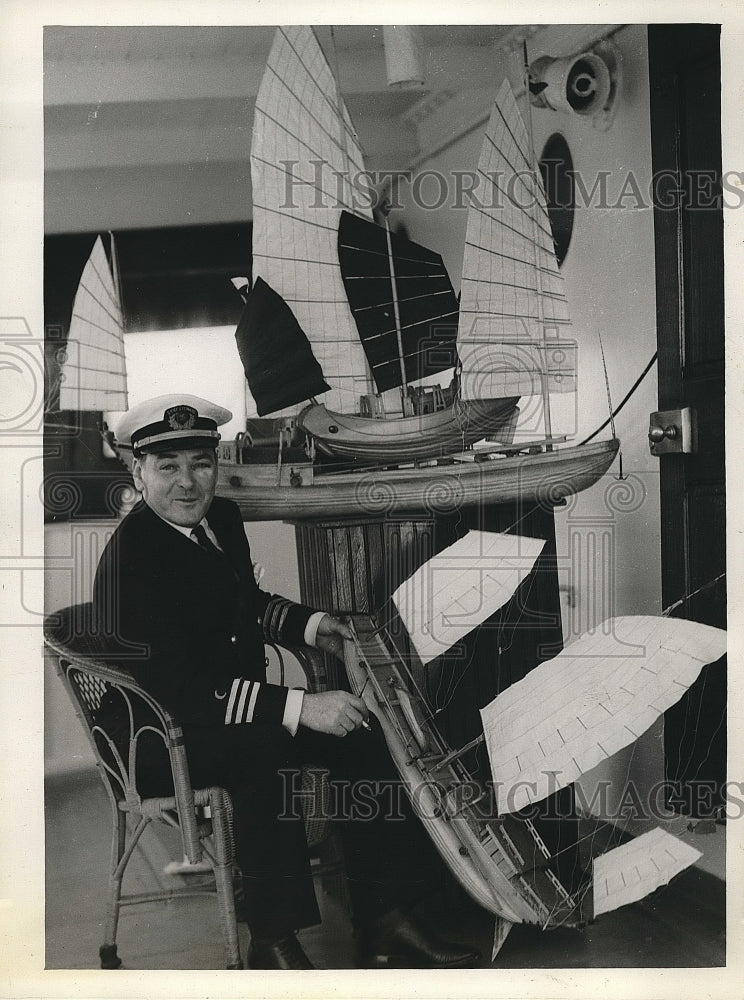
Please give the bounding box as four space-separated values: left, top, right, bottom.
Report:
648 407 695 455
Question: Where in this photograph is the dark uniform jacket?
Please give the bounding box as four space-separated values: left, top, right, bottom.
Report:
93 496 317 729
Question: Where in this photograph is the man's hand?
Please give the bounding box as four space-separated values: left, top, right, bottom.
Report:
314 614 354 661
299 690 369 737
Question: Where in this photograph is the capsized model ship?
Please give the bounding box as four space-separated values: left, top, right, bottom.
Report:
343 530 727 950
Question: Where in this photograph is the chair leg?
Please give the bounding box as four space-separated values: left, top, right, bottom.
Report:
209 789 243 970
100 804 127 969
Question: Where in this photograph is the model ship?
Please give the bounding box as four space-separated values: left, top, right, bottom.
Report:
343 531 727 950
54 25 619 522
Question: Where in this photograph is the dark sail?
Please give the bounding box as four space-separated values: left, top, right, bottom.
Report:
338 210 459 393
235 276 331 416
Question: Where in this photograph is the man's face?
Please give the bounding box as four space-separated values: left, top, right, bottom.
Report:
132 447 218 527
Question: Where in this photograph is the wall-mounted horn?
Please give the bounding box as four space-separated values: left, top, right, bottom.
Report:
529 40 622 130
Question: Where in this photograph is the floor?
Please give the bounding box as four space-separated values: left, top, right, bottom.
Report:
45 768 726 971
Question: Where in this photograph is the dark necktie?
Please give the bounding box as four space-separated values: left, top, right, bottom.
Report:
191 523 223 558
191 522 239 584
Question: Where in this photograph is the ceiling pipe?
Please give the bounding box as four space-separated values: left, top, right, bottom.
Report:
383 25 426 89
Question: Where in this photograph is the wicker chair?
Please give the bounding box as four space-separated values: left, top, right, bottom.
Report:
44 602 333 970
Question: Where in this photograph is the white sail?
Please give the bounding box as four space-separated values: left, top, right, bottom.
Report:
593 828 701 916
58 235 128 412
457 80 576 402
480 616 727 814
251 26 374 414
392 530 545 665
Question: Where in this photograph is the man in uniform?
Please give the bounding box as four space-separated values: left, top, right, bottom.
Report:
93 394 479 970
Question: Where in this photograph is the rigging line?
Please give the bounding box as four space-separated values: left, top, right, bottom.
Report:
425 543 544 720
365 312 459 343
578 352 658 446
351 289 454 313
108 230 123 314
675 674 725 791
339 242 446 270
523 39 553 449
596 327 617 440
661 573 726 617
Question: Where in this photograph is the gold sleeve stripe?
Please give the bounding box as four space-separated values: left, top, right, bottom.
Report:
235 679 252 723
245 682 261 723
224 678 242 724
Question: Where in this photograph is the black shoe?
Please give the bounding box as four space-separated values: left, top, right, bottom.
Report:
357 908 481 968
247 932 315 970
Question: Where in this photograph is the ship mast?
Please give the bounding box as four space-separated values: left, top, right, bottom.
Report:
522 42 554 450
380 198 414 416
329 27 411 417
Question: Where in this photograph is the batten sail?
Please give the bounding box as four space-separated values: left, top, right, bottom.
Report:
457 80 576 402
235 277 331 416
337 210 460 392
58 235 128 412
592 828 702 917
479 616 727 814
392 530 545 665
251 26 374 414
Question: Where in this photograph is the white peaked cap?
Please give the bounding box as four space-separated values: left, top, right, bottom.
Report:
114 394 233 453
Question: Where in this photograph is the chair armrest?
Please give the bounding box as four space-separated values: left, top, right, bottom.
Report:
266 640 336 693
45 604 204 863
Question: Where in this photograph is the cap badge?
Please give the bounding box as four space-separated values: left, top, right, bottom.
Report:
164 405 198 430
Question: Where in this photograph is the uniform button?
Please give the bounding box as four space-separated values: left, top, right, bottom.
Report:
230 635 238 644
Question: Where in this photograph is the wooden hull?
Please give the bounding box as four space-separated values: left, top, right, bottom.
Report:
217 439 619 522
343 631 523 922
344 617 584 926
298 398 519 464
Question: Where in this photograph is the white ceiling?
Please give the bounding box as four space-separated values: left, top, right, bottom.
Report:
43 23 618 232
43 25 520 231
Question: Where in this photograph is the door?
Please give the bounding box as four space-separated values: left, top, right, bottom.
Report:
648 24 726 817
